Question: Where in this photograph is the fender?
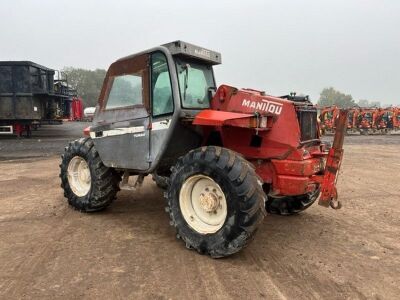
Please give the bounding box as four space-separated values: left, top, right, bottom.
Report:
193 109 270 130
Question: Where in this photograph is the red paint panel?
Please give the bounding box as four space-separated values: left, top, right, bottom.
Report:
274 175 310 196
272 158 324 176
193 109 253 126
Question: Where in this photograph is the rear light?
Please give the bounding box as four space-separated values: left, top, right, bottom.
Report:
249 116 269 128
83 126 91 137
249 117 258 128
260 116 268 128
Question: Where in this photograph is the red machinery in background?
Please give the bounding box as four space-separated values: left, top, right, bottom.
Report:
319 106 400 135
357 108 374 133
69 97 84 121
319 106 339 134
389 107 400 130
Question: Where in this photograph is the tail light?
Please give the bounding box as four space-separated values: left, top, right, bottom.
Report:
249 116 269 129
83 126 91 137
260 116 268 128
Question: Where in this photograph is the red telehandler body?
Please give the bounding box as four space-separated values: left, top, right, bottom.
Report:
60 41 347 257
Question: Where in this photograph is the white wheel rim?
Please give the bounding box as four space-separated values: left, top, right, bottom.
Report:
67 156 91 197
179 175 227 234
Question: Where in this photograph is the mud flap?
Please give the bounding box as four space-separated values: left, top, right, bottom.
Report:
318 109 348 209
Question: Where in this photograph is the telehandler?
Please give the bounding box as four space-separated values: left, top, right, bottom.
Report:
60 41 347 257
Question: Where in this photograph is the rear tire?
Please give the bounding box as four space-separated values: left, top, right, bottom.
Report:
265 187 320 216
59 138 121 212
167 146 266 258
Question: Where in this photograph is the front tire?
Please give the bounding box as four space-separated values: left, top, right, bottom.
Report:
60 138 121 212
167 146 266 258
152 172 169 190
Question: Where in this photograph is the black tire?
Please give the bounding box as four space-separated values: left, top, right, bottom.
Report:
59 137 121 212
152 172 169 190
265 187 320 216
166 146 266 258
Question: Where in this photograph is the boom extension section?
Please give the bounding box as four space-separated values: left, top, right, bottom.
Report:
318 110 348 209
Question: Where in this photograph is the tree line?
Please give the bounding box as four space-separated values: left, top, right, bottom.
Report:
318 87 381 108
62 67 382 108
62 67 106 107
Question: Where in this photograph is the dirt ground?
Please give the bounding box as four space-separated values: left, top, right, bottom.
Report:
0 125 399 299
0 122 88 161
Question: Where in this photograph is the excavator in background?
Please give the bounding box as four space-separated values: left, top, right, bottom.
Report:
319 106 400 135
347 108 359 133
319 106 339 134
357 108 374 134
389 107 400 131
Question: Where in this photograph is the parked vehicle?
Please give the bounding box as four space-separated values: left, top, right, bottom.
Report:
83 107 96 121
60 41 347 257
319 106 400 135
0 61 82 136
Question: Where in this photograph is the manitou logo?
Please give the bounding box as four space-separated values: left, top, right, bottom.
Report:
194 48 211 58
241 99 283 115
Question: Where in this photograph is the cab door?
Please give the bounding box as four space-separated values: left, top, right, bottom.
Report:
149 52 174 166
90 54 151 170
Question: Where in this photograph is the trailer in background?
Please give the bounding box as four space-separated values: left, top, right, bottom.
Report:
0 61 83 137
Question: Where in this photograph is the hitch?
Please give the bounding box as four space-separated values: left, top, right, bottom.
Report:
318 109 348 209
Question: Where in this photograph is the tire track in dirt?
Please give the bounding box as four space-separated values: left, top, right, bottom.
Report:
240 251 288 299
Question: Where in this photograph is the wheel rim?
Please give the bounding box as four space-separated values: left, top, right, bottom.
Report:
67 156 91 197
179 175 227 234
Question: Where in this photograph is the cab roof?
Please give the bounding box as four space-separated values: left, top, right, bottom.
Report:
117 40 222 66
162 40 221 65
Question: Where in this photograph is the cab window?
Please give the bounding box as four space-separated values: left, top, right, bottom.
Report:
151 52 173 116
176 58 215 109
105 74 143 109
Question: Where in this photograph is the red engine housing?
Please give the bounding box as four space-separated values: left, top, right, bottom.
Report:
193 85 345 205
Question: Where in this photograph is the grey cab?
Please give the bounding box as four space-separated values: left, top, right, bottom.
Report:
89 41 221 173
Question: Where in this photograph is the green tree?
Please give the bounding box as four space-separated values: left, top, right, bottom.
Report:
62 67 106 107
317 87 356 108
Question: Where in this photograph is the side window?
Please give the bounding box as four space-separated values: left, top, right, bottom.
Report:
105 74 142 109
178 68 209 108
176 59 214 109
151 52 173 116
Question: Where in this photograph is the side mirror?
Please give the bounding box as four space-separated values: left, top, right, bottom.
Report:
208 87 217 101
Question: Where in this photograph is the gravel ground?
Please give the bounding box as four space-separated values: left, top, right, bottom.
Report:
0 123 399 299
0 122 88 161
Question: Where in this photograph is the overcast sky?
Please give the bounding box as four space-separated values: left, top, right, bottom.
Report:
1 0 399 105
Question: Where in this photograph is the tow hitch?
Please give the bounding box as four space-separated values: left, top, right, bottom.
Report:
318 109 348 209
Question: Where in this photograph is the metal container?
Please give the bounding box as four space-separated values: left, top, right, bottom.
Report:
0 61 55 122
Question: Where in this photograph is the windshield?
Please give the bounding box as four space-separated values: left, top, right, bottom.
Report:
175 58 215 109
